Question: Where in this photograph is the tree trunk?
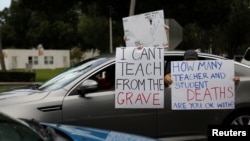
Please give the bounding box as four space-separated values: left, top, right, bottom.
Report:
0 27 6 71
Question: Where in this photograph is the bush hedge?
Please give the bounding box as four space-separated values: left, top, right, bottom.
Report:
0 71 36 82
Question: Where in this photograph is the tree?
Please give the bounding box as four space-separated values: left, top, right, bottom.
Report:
224 0 250 58
0 5 12 71
70 47 84 65
2 0 80 49
78 14 109 53
0 0 250 59
181 23 206 51
0 0 12 71
0 26 6 71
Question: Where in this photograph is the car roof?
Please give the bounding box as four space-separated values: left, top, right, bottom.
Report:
94 49 227 61
163 50 226 59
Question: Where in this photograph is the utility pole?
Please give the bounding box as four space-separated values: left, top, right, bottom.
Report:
109 17 113 53
129 0 136 16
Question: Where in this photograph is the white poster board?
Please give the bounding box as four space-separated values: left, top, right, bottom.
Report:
122 10 168 48
171 60 235 110
115 47 164 108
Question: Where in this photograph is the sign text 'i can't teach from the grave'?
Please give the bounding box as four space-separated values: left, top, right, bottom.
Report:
115 47 164 108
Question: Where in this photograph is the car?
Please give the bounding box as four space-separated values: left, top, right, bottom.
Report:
0 112 159 141
0 50 250 139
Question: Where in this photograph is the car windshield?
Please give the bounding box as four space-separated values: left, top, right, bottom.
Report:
38 57 109 91
0 113 42 141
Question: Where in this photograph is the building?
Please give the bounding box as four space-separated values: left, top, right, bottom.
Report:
1 49 70 70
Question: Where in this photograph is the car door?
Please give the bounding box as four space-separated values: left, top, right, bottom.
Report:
157 85 215 136
61 63 157 137
157 55 229 137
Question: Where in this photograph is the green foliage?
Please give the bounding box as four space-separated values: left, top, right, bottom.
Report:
1 0 80 49
70 47 84 63
0 71 35 82
78 14 109 53
181 23 206 50
225 0 250 58
0 0 249 58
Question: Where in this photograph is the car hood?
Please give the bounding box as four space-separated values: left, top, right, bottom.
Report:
0 88 49 107
42 123 158 141
0 88 42 100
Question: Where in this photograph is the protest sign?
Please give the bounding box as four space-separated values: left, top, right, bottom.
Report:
122 10 168 48
171 60 235 110
115 47 164 108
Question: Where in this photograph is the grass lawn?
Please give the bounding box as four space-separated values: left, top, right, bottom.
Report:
34 68 67 82
0 68 67 91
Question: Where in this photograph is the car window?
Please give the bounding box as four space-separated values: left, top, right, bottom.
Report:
89 64 116 91
234 62 250 76
243 48 250 61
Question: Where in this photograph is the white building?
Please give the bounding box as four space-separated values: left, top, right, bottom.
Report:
1 49 70 70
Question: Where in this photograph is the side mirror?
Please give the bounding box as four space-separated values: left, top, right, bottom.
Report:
78 79 98 97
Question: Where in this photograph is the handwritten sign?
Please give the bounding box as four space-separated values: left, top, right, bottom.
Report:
122 10 168 48
115 47 164 108
171 60 235 110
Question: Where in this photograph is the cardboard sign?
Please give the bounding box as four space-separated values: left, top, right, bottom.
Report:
122 10 168 48
115 47 164 108
171 60 235 110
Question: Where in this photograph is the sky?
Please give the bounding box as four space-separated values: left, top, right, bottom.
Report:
0 0 11 11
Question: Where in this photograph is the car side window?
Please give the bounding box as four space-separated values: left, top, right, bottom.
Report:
164 55 183 87
90 64 116 91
